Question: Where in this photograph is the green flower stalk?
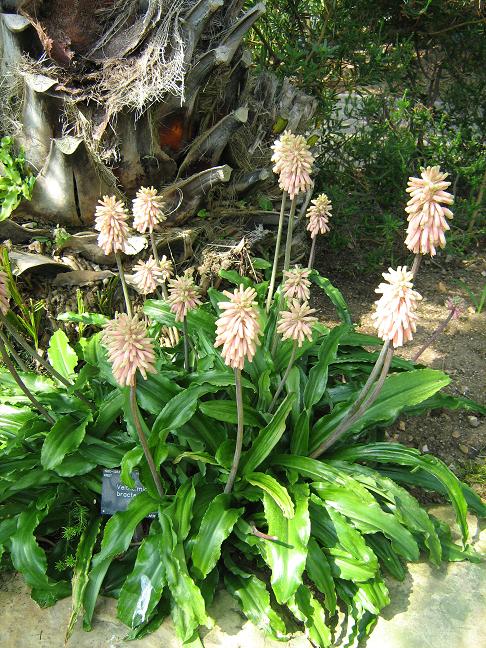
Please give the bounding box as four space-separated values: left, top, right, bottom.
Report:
167 272 202 371
306 193 332 270
215 286 261 493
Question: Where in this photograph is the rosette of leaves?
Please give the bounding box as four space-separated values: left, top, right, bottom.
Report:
0 270 484 646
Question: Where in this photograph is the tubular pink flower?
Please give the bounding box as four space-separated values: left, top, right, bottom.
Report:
132 186 166 234
215 285 261 369
306 193 332 239
159 255 174 282
271 131 314 199
372 266 422 348
404 166 454 256
102 313 156 386
167 272 202 322
132 257 164 295
0 271 10 315
95 195 130 255
282 266 311 302
277 300 317 347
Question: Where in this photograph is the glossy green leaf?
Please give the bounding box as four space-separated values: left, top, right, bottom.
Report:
334 443 470 544
310 271 352 324
192 494 243 579
66 516 101 642
47 329 78 380
152 386 206 438
244 472 294 519
366 534 406 580
121 447 143 488
0 405 34 435
158 512 212 641
136 373 182 415
199 400 263 427
306 538 336 614
289 585 332 647
170 479 196 542
241 393 295 475
291 410 310 456
311 369 450 450
262 483 310 604
219 269 252 288
41 413 92 471
58 312 110 327
224 570 288 640
117 533 166 628
304 324 350 409
188 370 255 391
83 492 159 628
90 389 123 437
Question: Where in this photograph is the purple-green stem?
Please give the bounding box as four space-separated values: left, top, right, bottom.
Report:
224 368 244 494
0 330 28 371
0 336 54 424
0 313 94 409
182 316 191 371
411 253 421 280
115 253 133 317
266 191 287 313
413 308 456 363
311 346 394 458
283 197 298 272
307 236 317 270
269 341 297 413
149 232 168 300
130 382 164 498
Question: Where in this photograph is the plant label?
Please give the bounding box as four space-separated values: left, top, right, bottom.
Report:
101 468 155 516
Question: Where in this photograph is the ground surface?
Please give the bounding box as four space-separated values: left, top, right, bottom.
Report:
312 244 486 497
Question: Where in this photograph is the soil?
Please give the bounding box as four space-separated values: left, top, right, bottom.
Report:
311 241 486 498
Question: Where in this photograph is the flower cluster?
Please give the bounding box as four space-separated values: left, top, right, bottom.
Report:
94 195 130 255
404 166 454 256
277 300 317 347
215 286 261 369
167 272 202 322
271 131 314 199
158 255 174 282
306 193 332 239
132 186 166 234
102 313 156 386
372 266 422 348
282 266 311 302
0 271 10 315
132 257 164 295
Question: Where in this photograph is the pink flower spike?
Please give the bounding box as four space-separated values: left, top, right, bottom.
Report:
271 131 314 199
404 166 454 256
132 186 166 234
167 272 202 322
282 266 311 302
102 313 156 387
306 193 332 239
277 300 317 347
132 257 164 295
215 285 261 369
95 195 130 255
372 266 422 348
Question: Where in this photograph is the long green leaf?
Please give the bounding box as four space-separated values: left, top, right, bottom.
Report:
66 516 101 642
152 386 203 438
191 494 243 579
262 483 310 604
117 532 166 628
310 271 352 324
289 585 332 647
83 492 159 628
244 472 294 519
47 329 78 380
199 400 263 427
41 413 92 471
333 443 470 543
306 538 336 614
311 369 450 450
241 393 295 475
304 324 350 409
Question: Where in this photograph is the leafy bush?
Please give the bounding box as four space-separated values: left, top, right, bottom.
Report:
251 0 486 266
0 267 484 646
0 137 35 221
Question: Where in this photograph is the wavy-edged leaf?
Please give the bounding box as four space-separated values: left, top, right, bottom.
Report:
289 585 332 647
241 393 295 475
152 386 207 439
224 569 288 640
244 472 294 519
66 516 101 642
192 494 243 579
366 534 406 580
41 413 92 471
199 399 263 427
333 443 470 543
121 447 143 488
262 483 310 604
188 370 255 391
404 391 486 416
90 389 123 437
117 532 166 628
158 512 212 642
83 492 159 629
170 479 196 542
306 538 336 614
304 324 350 409
47 329 78 380
310 271 352 324
355 577 390 615
136 373 182 415
291 410 310 456
0 404 34 436
311 369 450 450
58 311 109 327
